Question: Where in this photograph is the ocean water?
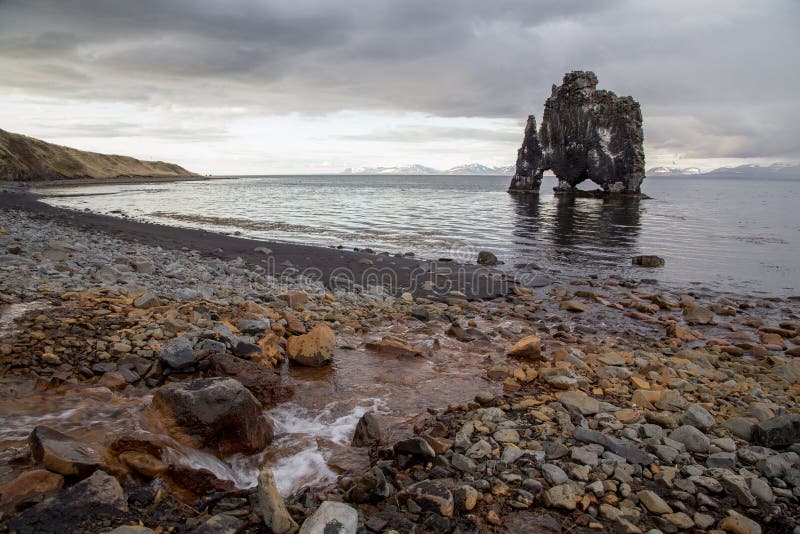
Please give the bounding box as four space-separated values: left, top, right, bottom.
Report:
38 174 800 297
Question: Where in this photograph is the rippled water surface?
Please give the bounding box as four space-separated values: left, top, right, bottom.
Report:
39 174 800 296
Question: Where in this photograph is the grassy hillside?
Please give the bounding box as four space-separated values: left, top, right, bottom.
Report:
0 128 197 181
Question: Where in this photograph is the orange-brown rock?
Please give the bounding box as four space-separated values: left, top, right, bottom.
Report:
29 426 102 478
761 332 786 349
118 451 167 478
508 335 543 360
682 302 714 325
365 336 423 358
286 324 335 367
0 469 64 512
109 431 170 458
278 290 309 309
666 323 697 342
720 346 745 357
97 371 127 390
630 376 650 390
631 389 665 410
167 465 235 495
284 311 307 335
560 300 589 313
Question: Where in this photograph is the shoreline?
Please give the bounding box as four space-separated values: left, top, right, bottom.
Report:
4 174 221 189
18 179 796 304
19 175 799 302
0 188 510 301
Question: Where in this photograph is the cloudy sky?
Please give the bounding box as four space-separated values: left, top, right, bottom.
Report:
1 0 798 174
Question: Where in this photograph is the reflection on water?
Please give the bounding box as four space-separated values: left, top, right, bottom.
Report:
37 175 800 296
550 196 641 250
507 193 644 273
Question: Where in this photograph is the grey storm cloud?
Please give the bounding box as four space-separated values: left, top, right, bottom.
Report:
0 0 799 160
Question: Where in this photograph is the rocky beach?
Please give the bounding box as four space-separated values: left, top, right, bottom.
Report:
0 184 797 534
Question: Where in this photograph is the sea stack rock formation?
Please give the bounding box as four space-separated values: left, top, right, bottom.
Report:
509 71 645 195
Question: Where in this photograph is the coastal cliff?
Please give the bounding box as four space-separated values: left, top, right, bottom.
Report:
0 128 197 181
510 71 645 195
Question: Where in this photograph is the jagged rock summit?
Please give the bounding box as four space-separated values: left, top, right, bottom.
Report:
509 71 645 195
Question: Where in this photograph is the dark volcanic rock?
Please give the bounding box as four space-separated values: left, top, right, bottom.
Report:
632 255 665 267
152 377 273 454
157 336 196 370
393 437 436 459
208 353 294 407
477 250 499 266
752 413 800 448
573 427 655 465
167 465 236 495
351 411 383 447
8 470 127 534
346 466 395 504
399 480 454 518
509 71 645 195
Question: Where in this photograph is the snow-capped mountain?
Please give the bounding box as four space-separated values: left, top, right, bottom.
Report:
647 163 799 179
647 166 701 175
343 164 440 175
704 163 800 178
444 163 495 175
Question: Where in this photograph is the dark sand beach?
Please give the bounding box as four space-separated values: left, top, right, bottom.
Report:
1 186 509 301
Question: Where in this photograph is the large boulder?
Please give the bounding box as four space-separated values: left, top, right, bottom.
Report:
208 353 294 407
152 377 273 454
286 324 335 367
29 426 102 478
509 71 645 195
8 470 127 534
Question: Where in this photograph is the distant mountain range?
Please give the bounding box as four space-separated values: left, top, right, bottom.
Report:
342 162 800 179
647 163 800 179
342 163 515 175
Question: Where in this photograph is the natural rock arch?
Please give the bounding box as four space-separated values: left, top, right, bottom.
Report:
509 71 645 195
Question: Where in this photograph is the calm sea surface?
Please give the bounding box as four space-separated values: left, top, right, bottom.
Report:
38 175 800 297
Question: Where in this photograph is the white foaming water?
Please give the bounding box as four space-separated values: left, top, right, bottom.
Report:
172 448 264 489
269 443 334 497
267 397 388 496
0 408 79 441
